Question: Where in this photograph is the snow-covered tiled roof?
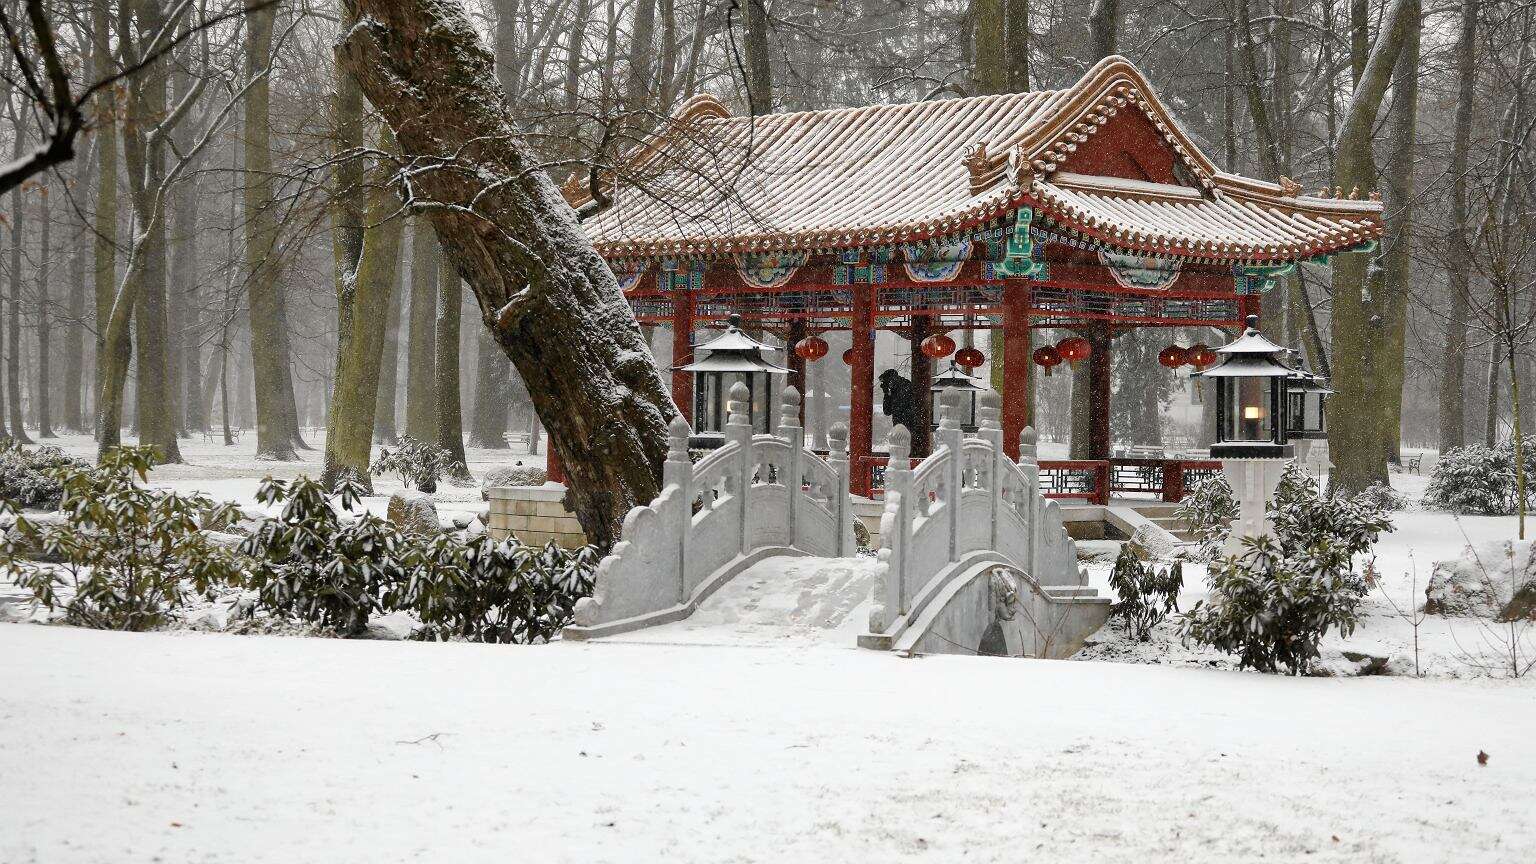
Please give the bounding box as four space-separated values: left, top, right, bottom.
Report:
573 56 1383 264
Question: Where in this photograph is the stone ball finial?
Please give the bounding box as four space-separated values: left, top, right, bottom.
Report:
938 388 961 429
780 385 801 428
978 391 1001 429
1021 425 1038 447
668 415 691 454
887 424 911 462
727 381 751 426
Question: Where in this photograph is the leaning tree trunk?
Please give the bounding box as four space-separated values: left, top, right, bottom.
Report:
337 0 679 548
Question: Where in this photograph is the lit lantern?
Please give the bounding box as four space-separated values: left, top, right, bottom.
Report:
1158 345 1187 369
1057 336 1091 366
794 335 829 361
930 361 986 432
1286 354 1331 439
677 313 789 442
841 347 855 365
1185 343 1217 370
954 346 986 370
1194 315 1297 458
1033 345 1062 376
920 333 957 359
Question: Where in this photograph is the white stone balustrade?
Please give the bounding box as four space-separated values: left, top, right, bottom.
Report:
566 383 854 639
864 390 1085 647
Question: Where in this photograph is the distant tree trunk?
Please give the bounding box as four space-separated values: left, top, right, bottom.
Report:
35 185 53 438
493 0 519 98
7 151 32 444
92 3 120 442
404 218 438 440
1004 0 1029 91
1486 344 1500 446
64 162 88 432
1327 0 1416 493
243 4 299 460
1375 12 1421 466
374 252 404 444
973 0 1005 94
1438 0 1479 453
741 0 773 114
169 61 203 435
624 0 657 113
322 128 406 490
435 269 469 475
1087 0 1120 60
469 326 510 448
338 0 680 548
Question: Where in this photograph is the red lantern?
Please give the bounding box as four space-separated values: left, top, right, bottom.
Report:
841 347 855 365
1032 345 1062 376
794 335 829 361
920 333 956 359
1158 345 1187 369
1057 336 1091 366
954 346 986 369
1185 343 1217 370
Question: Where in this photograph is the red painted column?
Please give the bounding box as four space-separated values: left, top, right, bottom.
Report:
1089 324 1112 460
671 290 695 421
1001 283 1033 459
547 446 566 485
850 284 876 496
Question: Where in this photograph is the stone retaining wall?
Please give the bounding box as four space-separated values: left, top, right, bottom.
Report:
485 484 587 549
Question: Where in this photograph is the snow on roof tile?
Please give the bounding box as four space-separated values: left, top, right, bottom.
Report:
574 57 1383 263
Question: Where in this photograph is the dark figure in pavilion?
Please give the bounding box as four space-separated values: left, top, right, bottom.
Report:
879 370 920 439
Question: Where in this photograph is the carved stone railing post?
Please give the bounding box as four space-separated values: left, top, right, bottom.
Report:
1018 425 1040 578
664 415 693 604
936 389 964 564
727 382 753 556
827 422 853 557
884 424 912 618
780 385 802 548
978 391 1004 551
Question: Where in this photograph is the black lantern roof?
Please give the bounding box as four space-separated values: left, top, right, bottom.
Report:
1196 315 1297 378
930 362 987 391
1284 350 1333 394
676 313 791 375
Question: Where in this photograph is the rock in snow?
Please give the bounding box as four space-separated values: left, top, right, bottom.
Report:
386 490 440 535
481 463 547 499
1426 540 1536 620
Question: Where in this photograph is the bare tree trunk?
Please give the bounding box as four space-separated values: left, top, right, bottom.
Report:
374 251 403 444
91 2 119 442
973 0 1005 94
435 268 469 477
338 0 680 548
8 129 33 444
404 218 438 440
1087 0 1120 60
1327 0 1417 493
1438 0 1479 453
243 4 298 461
35 184 53 438
169 62 203 436
1375 11 1421 467
1004 0 1029 91
64 161 87 432
469 325 510 448
741 0 773 114
624 0 657 113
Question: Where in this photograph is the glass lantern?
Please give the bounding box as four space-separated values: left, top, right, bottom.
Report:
930 362 986 432
1196 315 1297 458
1286 363 1331 440
676 313 789 445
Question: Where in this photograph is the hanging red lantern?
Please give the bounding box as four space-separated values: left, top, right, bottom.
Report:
1032 345 1062 376
919 333 956 359
1158 345 1187 369
794 335 829 361
1184 343 1217 370
1057 336 1092 366
841 347 855 365
954 346 986 369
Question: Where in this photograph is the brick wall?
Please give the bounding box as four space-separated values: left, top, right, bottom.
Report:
485 485 588 549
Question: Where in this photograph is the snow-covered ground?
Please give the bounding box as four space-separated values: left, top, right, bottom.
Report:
2 622 1532 863
3 438 1535 860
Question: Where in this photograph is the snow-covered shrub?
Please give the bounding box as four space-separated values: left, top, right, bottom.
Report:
1356 482 1407 512
1270 463 1393 586
1179 536 1363 675
241 475 409 636
1425 540 1536 620
399 536 598 643
1423 439 1536 515
1174 474 1237 557
372 436 468 493
0 446 243 631
1107 544 1182 641
0 439 85 509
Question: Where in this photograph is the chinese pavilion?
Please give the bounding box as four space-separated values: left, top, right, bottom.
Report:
564 56 1383 501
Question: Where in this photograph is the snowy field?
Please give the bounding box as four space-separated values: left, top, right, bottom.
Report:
2 438 1535 861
